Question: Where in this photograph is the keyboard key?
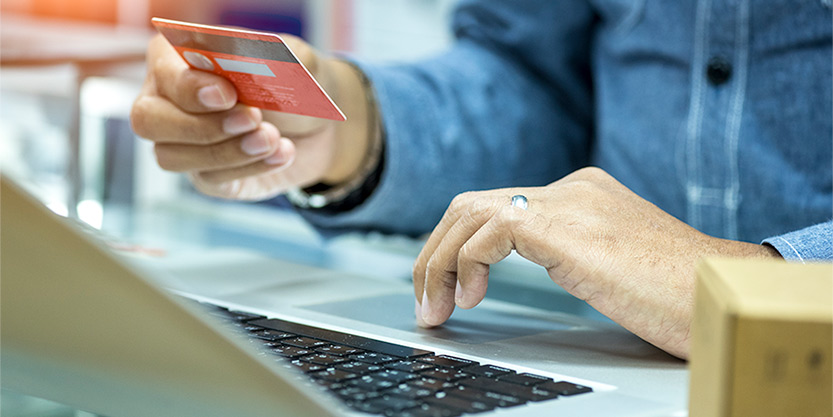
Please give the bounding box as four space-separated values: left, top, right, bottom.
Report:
316 344 364 356
288 359 325 373
526 386 560 402
384 384 436 400
424 391 495 414
252 318 432 358
251 329 296 341
386 360 434 373
312 368 359 383
407 377 455 392
416 355 477 369
459 376 549 401
465 364 513 379
419 368 470 382
535 380 593 396
497 372 553 386
305 353 349 366
481 391 527 408
351 352 398 365
459 379 558 401
445 385 528 408
246 338 280 349
240 324 265 333
283 336 329 349
370 370 420 384
334 386 382 403
336 361 384 375
348 375 399 392
268 345 312 358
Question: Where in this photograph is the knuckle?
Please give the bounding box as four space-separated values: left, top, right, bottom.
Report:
457 243 476 264
129 98 152 137
150 54 166 78
174 70 201 102
153 145 179 171
574 166 610 182
447 193 468 213
467 194 497 220
189 121 218 145
449 191 481 216
148 34 168 59
424 257 437 277
205 142 228 166
495 206 525 229
425 257 456 290
561 171 603 195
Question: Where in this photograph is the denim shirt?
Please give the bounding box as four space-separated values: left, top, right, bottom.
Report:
296 0 833 261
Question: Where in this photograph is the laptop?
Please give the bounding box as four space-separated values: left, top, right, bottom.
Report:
0 175 688 416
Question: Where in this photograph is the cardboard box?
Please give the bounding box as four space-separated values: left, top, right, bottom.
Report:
689 258 832 417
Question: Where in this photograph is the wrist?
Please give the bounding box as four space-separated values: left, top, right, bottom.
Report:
287 60 384 211
711 238 784 260
321 59 375 185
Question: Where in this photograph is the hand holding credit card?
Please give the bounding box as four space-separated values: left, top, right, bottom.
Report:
152 17 346 121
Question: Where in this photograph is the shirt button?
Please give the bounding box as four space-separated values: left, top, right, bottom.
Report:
706 56 732 85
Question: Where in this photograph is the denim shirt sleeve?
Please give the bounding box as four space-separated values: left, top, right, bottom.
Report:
763 221 833 262
295 0 596 236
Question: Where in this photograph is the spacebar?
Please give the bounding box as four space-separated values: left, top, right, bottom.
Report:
251 318 431 359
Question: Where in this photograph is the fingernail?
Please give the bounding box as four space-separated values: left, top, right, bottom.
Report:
454 281 463 305
240 131 271 155
224 111 258 135
415 301 428 328
421 291 431 324
198 85 230 109
264 138 291 165
265 151 287 165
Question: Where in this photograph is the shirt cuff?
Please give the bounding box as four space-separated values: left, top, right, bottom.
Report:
762 221 833 262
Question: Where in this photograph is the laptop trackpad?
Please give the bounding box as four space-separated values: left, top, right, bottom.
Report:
302 294 573 344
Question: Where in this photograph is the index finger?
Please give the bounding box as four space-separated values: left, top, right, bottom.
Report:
413 192 502 309
413 193 474 305
147 34 238 113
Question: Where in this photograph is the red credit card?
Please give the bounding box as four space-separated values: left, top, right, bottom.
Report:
152 17 346 121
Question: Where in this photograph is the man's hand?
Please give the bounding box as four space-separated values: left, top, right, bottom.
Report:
130 34 372 201
413 167 781 359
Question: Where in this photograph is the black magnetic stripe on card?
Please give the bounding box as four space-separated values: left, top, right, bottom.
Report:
157 26 299 64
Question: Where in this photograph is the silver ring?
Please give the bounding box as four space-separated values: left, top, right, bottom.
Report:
510 194 528 210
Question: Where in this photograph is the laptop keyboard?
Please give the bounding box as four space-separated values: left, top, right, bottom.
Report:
202 301 593 416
